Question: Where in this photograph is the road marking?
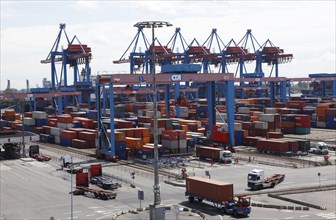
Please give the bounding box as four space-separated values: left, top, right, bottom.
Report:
316 213 336 219
300 215 309 217
67 217 78 219
86 214 95 217
63 211 81 215
281 181 294 185
285 217 294 219
217 215 223 220
88 206 100 209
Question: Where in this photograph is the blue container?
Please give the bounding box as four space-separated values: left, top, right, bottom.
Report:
114 112 125 118
196 136 207 145
115 141 126 153
187 138 195 148
60 138 72 147
137 149 153 159
310 121 317 128
326 116 336 129
116 151 127 160
235 114 251 121
87 110 97 119
23 125 33 132
35 119 48 127
172 123 183 130
234 130 243 146
161 64 201 73
39 134 49 143
73 121 82 128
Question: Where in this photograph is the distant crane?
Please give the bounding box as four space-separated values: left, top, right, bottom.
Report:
6 80 10 90
26 80 30 92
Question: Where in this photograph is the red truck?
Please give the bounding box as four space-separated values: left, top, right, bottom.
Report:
185 176 251 216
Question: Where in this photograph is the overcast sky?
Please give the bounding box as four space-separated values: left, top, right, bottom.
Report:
1 0 335 90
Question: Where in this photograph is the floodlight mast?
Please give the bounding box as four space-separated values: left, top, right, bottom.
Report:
133 21 172 213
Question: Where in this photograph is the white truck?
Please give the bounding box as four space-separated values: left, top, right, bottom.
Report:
247 169 285 190
309 142 329 155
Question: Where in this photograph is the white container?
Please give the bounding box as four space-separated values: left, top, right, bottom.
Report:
264 108 277 114
23 117 35 126
50 127 60 136
259 114 275 122
32 111 48 119
162 140 179 149
238 107 250 114
57 122 74 129
234 122 242 131
254 121 268 130
316 122 326 128
178 139 187 149
54 135 60 144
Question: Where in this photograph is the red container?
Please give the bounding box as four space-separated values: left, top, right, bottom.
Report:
162 130 178 140
266 132 284 139
76 172 88 187
42 125 52 135
294 114 311 122
186 176 233 202
286 101 306 109
90 164 102 177
72 139 90 149
176 130 187 140
257 139 289 153
295 121 311 128
57 114 73 123
48 118 58 127
212 131 229 143
133 129 143 138
60 130 77 139
78 131 96 141
126 129 134 137
243 136 261 147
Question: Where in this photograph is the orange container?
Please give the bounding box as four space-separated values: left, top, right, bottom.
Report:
143 136 151 144
15 114 21 120
4 109 15 117
125 137 143 149
115 131 126 142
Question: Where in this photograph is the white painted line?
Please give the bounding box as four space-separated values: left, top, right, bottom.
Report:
284 217 294 219
86 214 95 217
217 215 223 220
96 214 115 220
63 211 81 215
88 206 100 209
281 182 294 185
300 215 309 217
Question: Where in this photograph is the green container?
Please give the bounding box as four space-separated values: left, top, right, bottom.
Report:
298 140 311 152
294 127 311 135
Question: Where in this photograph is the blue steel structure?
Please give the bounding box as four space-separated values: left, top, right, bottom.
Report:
235 29 293 102
40 23 93 113
95 73 235 158
308 73 336 97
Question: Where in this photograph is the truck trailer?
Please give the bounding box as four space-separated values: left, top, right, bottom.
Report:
185 176 251 216
247 169 285 190
196 146 232 163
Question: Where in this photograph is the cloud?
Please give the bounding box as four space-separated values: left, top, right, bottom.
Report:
0 1 24 18
73 1 101 10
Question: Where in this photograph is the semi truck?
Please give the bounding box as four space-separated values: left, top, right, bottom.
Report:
185 176 251 216
89 164 121 190
196 146 233 164
247 169 285 190
309 142 329 155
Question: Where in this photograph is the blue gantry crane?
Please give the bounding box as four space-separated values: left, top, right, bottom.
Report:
40 23 93 113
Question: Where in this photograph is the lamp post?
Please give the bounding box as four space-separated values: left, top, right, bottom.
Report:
134 21 172 219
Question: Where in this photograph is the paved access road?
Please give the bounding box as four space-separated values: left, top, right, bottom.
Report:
1 155 335 220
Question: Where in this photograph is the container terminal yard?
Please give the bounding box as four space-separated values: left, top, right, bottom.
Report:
1 22 336 220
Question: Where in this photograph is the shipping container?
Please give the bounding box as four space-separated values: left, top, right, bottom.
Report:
186 176 233 202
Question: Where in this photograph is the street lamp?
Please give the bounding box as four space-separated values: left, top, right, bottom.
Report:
134 21 172 219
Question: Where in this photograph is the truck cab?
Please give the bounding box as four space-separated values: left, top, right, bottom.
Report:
222 196 251 216
220 150 232 164
309 142 329 155
247 169 265 190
